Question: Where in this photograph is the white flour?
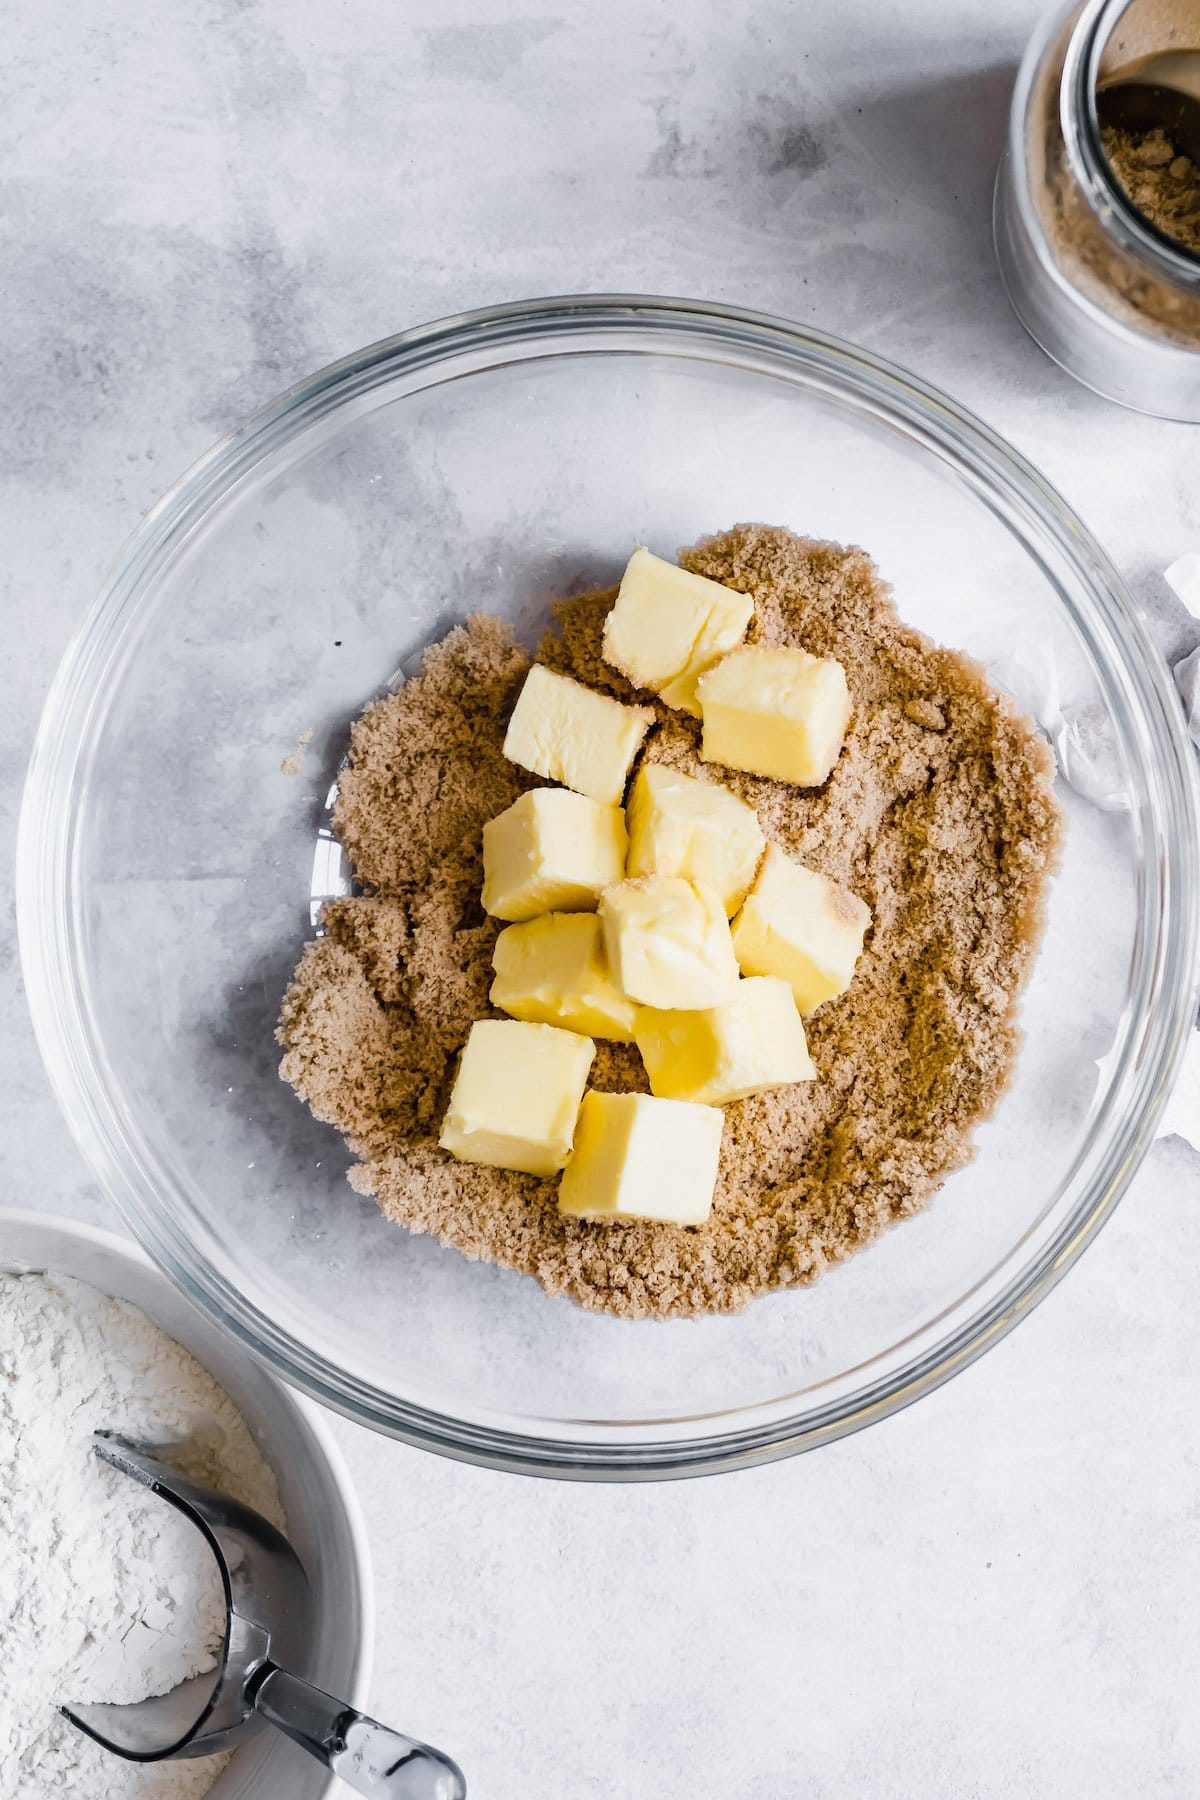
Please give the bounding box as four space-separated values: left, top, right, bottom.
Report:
0 1273 283 1799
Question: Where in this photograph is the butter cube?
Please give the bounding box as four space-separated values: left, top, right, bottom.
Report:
503 664 653 805
558 1091 724 1225
696 646 851 786
634 976 816 1106
600 876 740 1010
491 913 638 1042
732 845 870 1014
602 547 754 715
626 762 765 916
482 788 627 922
439 1019 594 1176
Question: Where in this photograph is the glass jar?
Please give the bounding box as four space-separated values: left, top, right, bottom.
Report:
995 0 1200 419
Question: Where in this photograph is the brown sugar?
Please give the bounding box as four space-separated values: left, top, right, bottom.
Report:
1102 125 1200 256
278 526 1062 1319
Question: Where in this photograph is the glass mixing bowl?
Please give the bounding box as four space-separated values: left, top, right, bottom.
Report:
19 296 1200 1479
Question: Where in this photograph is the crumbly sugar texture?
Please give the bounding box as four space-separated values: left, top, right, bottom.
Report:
0 1273 284 1799
279 527 1062 1319
1102 125 1200 256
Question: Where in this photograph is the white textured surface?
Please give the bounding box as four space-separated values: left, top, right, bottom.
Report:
3 2 1199 1796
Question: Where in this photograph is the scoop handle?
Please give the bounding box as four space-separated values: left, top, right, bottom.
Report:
252 1664 466 1799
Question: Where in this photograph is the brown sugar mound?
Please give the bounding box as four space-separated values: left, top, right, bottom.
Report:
278 526 1062 1319
1102 125 1200 257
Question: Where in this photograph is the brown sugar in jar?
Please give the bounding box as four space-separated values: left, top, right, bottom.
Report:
996 0 1200 418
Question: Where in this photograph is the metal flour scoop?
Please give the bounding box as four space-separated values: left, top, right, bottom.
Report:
63 1434 466 1800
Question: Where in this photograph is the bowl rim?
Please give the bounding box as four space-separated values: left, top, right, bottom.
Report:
0 1204 375 1793
17 292 1200 1480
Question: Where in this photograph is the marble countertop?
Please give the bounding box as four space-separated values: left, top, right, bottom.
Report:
4 1 1198 1794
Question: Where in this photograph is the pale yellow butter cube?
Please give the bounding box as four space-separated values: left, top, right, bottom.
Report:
503 664 652 805
602 547 754 715
481 788 627 922
732 845 870 1014
634 976 816 1105
439 1019 594 1176
696 646 851 786
491 913 638 1042
599 876 740 1010
626 762 765 916
557 1090 724 1226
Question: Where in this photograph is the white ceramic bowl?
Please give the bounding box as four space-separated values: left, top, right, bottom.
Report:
0 1207 373 1800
